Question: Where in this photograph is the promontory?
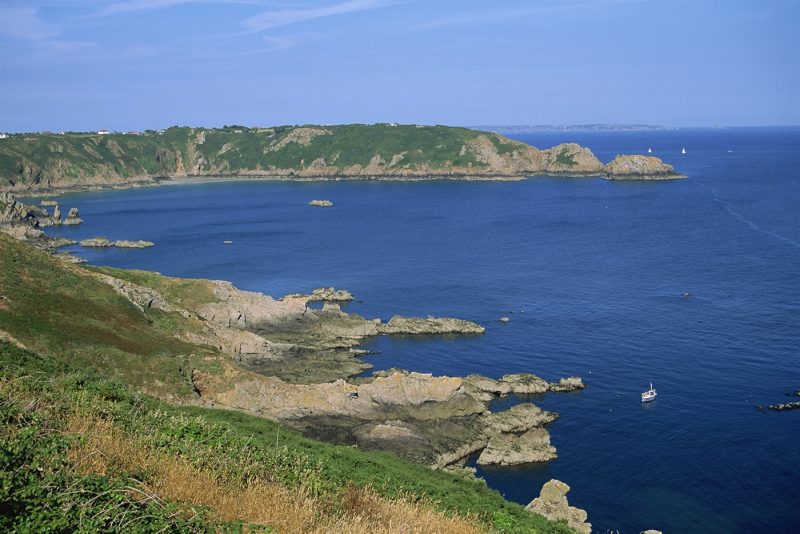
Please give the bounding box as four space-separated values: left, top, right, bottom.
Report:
0 124 683 192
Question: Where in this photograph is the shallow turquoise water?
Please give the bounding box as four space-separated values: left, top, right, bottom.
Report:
43 128 800 533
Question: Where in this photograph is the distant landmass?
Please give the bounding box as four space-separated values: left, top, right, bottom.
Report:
0 124 681 192
475 124 669 133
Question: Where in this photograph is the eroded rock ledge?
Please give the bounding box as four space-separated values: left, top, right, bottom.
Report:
86 268 585 470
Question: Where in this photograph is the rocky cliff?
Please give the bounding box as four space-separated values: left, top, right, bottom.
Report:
0 125 681 192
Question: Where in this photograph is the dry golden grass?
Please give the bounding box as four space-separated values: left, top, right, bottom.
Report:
65 414 485 534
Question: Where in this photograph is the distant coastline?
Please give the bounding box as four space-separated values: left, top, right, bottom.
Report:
473 124 670 134
0 124 684 194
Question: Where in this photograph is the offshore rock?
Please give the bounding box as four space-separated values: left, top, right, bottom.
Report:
308 287 354 301
80 237 113 247
114 240 154 248
550 376 586 392
40 199 59 206
604 154 685 180
769 401 800 412
309 199 333 207
499 373 586 394
526 479 591 534
63 207 83 225
52 205 61 223
379 315 485 335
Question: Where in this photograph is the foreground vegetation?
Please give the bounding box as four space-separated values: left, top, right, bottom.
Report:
0 234 574 532
0 342 573 533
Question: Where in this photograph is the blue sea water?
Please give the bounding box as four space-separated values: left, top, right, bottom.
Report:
43 128 800 533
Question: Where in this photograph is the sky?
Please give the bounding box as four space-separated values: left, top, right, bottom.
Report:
0 0 798 131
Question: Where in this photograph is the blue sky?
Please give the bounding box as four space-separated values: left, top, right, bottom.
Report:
1 0 798 131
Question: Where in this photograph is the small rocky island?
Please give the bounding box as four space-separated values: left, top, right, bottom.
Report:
604 154 686 180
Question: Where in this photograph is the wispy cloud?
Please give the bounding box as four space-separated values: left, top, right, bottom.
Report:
240 0 396 33
94 0 287 17
0 6 61 40
408 0 648 31
0 6 95 54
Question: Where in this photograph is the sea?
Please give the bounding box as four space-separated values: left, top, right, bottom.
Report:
41 127 800 533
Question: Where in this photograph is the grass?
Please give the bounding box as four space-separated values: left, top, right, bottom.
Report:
0 233 210 397
0 342 574 533
555 147 577 166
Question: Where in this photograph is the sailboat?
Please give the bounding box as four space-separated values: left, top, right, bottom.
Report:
681 147 686 154
647 148 652 153
641 382 657 403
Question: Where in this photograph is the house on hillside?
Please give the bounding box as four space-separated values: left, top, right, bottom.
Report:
97 129 110 135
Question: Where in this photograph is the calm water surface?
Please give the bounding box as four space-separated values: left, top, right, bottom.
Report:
44 128 800 533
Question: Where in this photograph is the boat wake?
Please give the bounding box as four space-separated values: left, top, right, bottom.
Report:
704 184 800 250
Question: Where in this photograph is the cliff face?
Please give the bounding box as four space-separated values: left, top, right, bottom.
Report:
0 124 681 192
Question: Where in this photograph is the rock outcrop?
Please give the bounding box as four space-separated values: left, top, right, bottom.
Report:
115 240 154 248
769 401 800 411
379 315 486 335
477 427 557 465
541 143 605 175
526 479 591 534
309 199 334 207
80 237 113 247
63 207 83 225
88 269 583 469
604 154 685 180
498 373 586 394
307 287 354 301
0 193 72 246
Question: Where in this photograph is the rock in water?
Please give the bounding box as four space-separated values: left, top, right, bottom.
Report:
309 199 333 207
114 240 154 248
40 199 59 206
526 479 591 534
604 154 685 180
477 428 557 466
309 287 354 301
52 205 61 223
379 315 485 335
63 207 83 225
499 316 510 322
769 401 800 411
80 237 113 247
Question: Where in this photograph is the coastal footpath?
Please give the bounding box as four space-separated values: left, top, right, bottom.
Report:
0 124 683 192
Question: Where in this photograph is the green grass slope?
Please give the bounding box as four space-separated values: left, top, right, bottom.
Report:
0 124 535 190
0 232 211 396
